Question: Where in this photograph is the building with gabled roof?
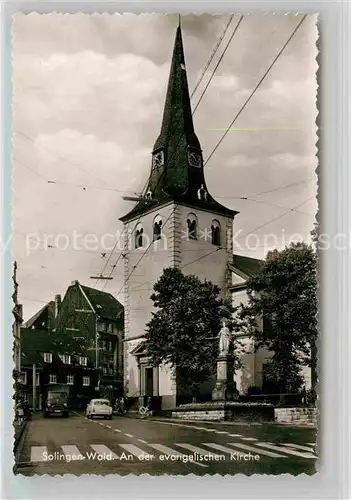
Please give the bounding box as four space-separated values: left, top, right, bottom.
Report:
22 280 125 402
18 327 99 410
54 280 124 400
23 300 55 331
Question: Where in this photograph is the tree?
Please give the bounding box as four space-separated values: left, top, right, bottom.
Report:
142 267 237 400
239 242 318 396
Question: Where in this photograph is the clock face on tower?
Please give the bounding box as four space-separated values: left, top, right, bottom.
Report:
188 151 202 168
152 150 164 168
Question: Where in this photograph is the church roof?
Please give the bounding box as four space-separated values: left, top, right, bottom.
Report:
230 254 263 280
120 25 237 223
153 25 200 156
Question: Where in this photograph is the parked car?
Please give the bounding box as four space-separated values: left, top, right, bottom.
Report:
86 399 113 420
44 389 69 418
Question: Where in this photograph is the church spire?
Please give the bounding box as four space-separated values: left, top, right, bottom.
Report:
120 24 237 223
152 24 201 197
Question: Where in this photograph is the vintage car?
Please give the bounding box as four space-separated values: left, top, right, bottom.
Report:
86 399 113 419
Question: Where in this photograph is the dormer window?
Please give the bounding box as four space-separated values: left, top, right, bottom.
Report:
186 213 198 240
153 215 162 241
135 223 144 249
211 219 221 246
197 184 208 202
79 356 87 366
43 352 52 363
152 150 164 168
59 354 71 365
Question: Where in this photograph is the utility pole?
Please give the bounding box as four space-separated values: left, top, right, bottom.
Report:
32 364 36 412
95 316 98 369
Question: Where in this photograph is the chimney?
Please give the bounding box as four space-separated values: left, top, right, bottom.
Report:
55 294 61 318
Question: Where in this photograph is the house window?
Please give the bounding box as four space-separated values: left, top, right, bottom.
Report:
211 219 221 246
59 354 71 364
186 213 198 240
153 215 162 241
83 376 90 386
49 374 57 384
135 223 144 249
109 341 113 352
107 323 113 333
67 375 74 385
79 356 87 366
35 373 40 386
20 371 27 385
43 352 52 363
102 366 107 375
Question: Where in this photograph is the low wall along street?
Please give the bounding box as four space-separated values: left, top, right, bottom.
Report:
274 407 317 426
170 402 275 422
169 403 317 426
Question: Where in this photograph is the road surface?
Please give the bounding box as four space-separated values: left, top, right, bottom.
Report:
15 413 317 476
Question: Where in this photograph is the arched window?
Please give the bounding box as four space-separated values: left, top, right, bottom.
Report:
153 215 162 241
211 219 221 246
186 213 198 240
135 223 144 249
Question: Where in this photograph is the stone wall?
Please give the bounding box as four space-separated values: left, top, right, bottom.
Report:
171 403 275 422
275 407 317 426
172 410 225 420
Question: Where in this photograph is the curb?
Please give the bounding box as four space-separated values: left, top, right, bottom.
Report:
14 421 27 452
13 420 29 474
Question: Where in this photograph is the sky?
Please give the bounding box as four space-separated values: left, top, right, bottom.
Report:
12 13 318 321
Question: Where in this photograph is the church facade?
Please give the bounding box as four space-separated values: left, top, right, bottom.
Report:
119 25 284 408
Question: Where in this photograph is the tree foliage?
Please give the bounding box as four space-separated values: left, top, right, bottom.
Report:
142 267 235 396
239 242 318 394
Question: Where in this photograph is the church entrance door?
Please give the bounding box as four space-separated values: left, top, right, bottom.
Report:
145 367 154 396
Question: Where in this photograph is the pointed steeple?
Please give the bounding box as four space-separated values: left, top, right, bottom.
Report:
151 24 201 196
120 25 237 223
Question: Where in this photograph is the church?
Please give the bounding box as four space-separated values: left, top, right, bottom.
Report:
119 24 299 409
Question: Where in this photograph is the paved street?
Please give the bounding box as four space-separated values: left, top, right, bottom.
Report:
15 413 317 476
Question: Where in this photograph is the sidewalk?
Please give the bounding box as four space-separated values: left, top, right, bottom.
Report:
13 420 27 450
151 417 316 429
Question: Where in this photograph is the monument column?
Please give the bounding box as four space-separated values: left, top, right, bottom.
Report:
212 321 239 402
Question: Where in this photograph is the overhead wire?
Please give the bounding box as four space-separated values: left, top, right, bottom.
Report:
203 14 307 167
120 15 310 296
190 14 234 98
98 15 243 291
236 195 315 241
192 15 244 115
112 204 179 296
14 129 110 186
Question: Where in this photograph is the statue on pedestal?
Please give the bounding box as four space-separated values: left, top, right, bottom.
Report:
212 320 239 402
218 319 232 356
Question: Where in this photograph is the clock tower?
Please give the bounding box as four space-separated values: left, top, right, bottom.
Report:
120 24 238 408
